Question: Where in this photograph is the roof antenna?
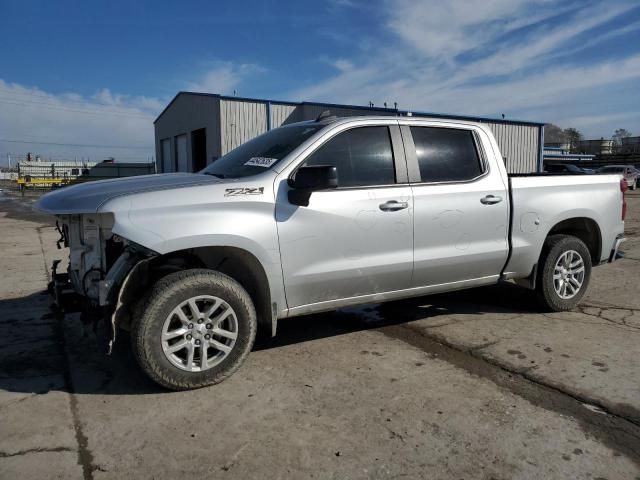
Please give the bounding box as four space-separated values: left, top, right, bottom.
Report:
315 110 332 121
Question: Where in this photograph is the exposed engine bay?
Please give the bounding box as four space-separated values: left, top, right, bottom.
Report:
56 214 119 300
50 213 156 351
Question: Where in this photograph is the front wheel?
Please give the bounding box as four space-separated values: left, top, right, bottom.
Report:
131 269 257 390
536 234 592 311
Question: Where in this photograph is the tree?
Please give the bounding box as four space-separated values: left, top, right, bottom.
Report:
612 128 632 146
544 123 567 144
563 128 583 152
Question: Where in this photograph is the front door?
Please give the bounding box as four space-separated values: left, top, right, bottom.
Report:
276 125 413 310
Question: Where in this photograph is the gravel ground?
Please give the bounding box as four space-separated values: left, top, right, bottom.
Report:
1 188 639 479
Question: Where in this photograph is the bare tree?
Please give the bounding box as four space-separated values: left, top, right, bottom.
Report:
612 128 632 146
544 123 567 144
563 128 583 152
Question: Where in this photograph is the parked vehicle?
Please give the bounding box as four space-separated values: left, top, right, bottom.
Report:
597 165 638 190
545 163 593 174
36 116 627 390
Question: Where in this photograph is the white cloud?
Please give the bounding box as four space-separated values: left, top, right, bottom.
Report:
0 80 158 164
293 0 640 137
0 60 261 164
187 62 263 95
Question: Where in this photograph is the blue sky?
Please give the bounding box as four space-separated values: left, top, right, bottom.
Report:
1 0 639 163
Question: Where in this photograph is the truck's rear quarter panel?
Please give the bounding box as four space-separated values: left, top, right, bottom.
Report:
505 174 625 279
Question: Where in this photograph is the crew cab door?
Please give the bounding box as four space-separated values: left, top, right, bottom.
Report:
401 123 509 288
275 122 413 312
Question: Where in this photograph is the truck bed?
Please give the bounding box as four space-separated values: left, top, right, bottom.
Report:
503 173 625 280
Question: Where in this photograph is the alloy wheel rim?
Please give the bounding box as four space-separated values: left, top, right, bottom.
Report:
161 295 238 372
553 250 585 300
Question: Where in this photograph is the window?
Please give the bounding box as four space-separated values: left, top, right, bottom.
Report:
302 126 395 188
410 127 484 182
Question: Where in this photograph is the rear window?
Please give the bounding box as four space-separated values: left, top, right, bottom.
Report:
410 127 484 182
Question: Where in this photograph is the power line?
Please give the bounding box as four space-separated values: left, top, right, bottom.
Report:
0 138 152 149
0 98 154 119
0 87 160 114
0 87 159 109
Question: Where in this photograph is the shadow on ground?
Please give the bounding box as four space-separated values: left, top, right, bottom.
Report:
0 283 540 397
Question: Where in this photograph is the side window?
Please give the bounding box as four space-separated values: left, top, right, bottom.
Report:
410 127 484 182
303 126 395 187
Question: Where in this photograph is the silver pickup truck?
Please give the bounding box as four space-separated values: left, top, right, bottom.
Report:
36 115 627 390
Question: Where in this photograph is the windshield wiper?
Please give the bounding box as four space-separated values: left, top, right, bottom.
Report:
203 172 225 178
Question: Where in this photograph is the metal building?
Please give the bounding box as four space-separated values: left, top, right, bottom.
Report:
154 92 544 174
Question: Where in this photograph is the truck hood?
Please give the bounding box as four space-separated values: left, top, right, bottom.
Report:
35 173 222 214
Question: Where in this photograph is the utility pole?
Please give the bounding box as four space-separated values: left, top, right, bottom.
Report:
7 153 10 169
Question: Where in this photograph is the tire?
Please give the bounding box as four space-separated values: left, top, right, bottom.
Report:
131 269 257 391
536 234 592 312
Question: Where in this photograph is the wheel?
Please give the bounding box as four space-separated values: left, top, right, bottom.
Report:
536 234 592 311
131 269 257 390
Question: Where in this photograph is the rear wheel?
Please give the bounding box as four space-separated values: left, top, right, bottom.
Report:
536 234 592 311
131 269 257 390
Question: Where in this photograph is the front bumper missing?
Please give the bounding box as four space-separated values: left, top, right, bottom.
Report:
48 260 83 315
609 235 626 263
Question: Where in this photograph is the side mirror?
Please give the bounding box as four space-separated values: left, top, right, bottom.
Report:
288 165 337 206
289 165 337 190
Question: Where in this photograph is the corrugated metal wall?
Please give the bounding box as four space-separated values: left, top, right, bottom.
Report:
156 93 541 174
301 104 397 120
270 103 299 127
482 122 539 174
220 99 268 154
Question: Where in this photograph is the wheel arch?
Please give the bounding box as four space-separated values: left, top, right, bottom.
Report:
117 245 277 338
546 217 602 264
161 246 276 337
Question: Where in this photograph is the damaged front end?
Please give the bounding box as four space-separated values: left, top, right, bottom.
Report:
49 213 157 352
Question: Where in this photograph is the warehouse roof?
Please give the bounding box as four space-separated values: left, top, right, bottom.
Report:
154 91 545 128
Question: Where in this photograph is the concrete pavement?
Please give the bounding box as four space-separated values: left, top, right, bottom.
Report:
1 189 639 479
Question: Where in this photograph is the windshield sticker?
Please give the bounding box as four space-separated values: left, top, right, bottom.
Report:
245 157 278 168
225 187 264 197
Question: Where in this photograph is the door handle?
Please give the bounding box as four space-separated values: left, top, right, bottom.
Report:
379 200 409 212
480 195 503 205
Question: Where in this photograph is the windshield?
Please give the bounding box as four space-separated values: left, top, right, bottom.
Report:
600 167 624 172
201 124 325 178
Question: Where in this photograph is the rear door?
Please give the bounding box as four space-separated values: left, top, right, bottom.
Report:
402 123 509 288
275 122 413 311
